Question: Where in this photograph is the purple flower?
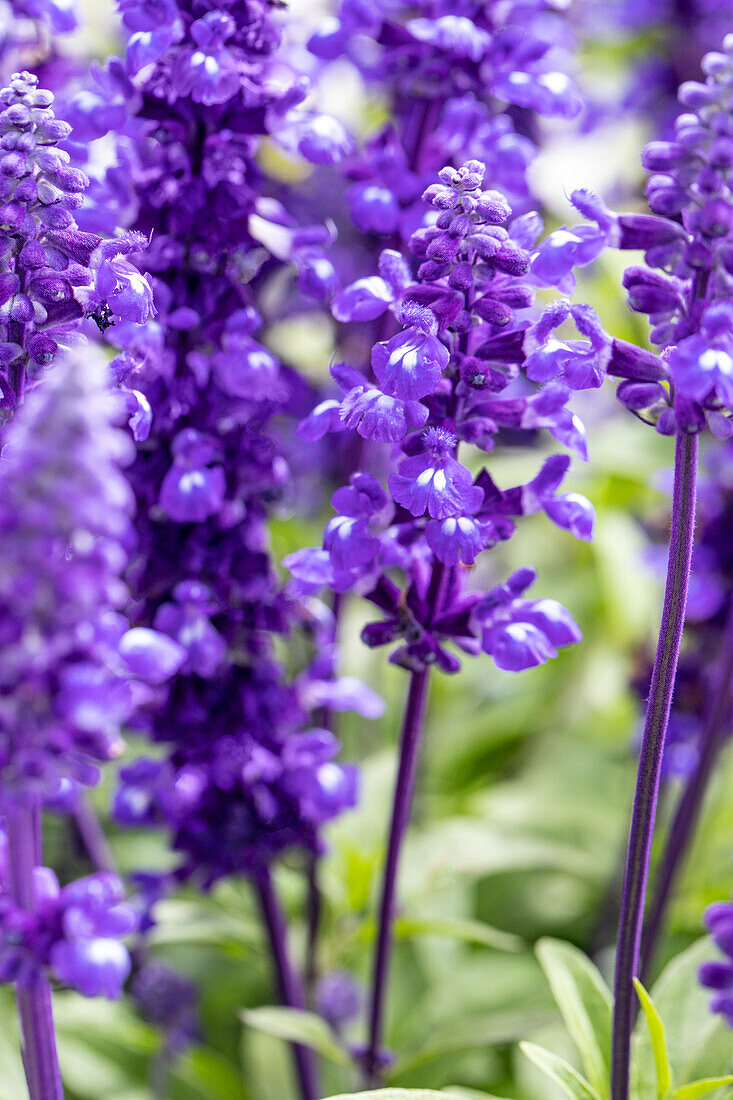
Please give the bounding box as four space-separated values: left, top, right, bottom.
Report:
95 255 156 324
425 514 487 565
171 13 239 105
474 569 582 672
158 428 226 523
701 898 733 1027
0 864 136 999
372 327 449 401
316 971 362 1031
389 427 482 519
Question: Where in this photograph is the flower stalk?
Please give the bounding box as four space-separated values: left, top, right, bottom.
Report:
254 869 319 1100
7 803 64 1100
611 428 698 1100
363 665 431 1088
641 601 733 982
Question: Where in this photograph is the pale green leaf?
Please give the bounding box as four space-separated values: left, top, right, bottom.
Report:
675 1077 733 1100
536 938 613 1099
633 979 672 1100
646 940 733 1084
323 1092 475 1099
239 1006 349 1066
394 915 522 952
443 1089 511 1099
388 1009 548 1077
520 1042 602 1100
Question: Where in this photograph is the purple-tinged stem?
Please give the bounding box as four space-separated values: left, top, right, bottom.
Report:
254 868 319 1100
363 665 431 1088
6 802 64 1100
640 600 733 983
73 796 115 874
304 853 322 1006
611 429 698 1100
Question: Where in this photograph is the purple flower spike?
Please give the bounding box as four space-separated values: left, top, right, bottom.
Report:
0 72 152 409
0 347 141 806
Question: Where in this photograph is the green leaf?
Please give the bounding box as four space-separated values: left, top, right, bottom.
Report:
633 979 672 1100
520 1042 602 1100
645 939 733 1085
388 1008 549 1077
171 1046 248 1100
675 1078 733 1100
536 938 613 1099
322 1092 472 1099
394 915 522 952
443 1089 510 1099
239 1006 349 1066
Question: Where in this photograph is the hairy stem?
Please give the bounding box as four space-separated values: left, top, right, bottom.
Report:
304 854 322 1006
611 429 698 1100
7 802 64 1100
363 665 431 1088
254 868 319 1100
640 601 733 982
73 795 115 874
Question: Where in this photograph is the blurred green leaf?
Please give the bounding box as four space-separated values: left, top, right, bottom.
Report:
520 1042 601 1100
171 1046 248 1100
394 915 522 952
536 939 612 1100
240 1006 349 1065
323 1092 478 1099
633 979 671 1100
674 1078 733 1100
390 1011 550 1078
443 1090 509 1099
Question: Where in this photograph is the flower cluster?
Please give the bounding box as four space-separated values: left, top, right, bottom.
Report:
131 959 199 1055
308 0 582 225
290 160 592 674
0 71 154 421
532 35 733 437
104 0 359 888
0 348 183 807
0 0 77 80
700 895 733 1026
584 0 733 139
0 853 136 999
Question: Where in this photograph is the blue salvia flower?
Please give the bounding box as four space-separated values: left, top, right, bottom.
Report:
532 35 733 437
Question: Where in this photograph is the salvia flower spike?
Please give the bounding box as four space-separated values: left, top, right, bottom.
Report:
0 347 146 1100
292 159 593 1082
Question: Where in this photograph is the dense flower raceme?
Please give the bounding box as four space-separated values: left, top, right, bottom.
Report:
0 349 186 999
289 161 595 675
101 0 360 887
0 71 155 426
531 36 733 438
308 0 582 228
700 896 733 1027
59 0 353 298
0 348 184 808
